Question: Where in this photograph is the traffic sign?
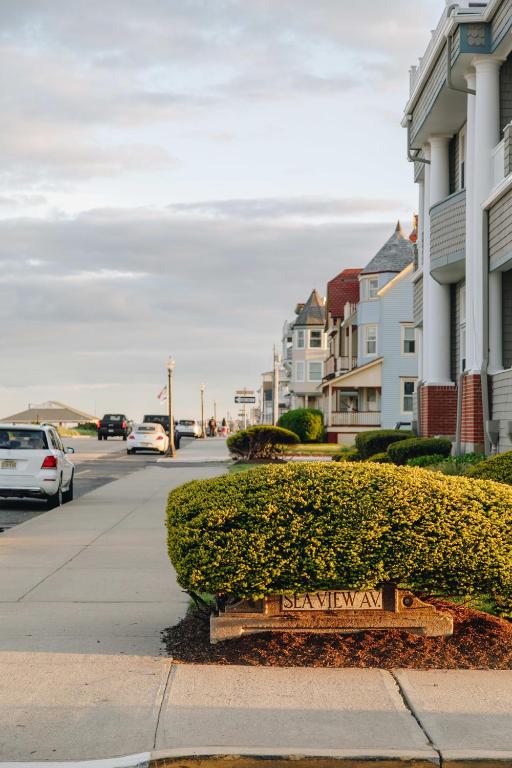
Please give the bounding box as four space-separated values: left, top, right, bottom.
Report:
236 389 254 395
235 396 256 404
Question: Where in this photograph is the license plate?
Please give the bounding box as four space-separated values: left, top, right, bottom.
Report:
1 460 16 469
142 442 151 446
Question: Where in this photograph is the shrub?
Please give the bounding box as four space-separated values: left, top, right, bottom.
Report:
407 454 448 468
332 450 361 462
388 437 452 465
367 452 390 463
226 425 299 460
278 408 324 443
355 429 414 459
467 451 512 485
166 462 512 612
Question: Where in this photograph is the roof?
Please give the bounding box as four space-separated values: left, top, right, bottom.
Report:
361 222 414 276
1 400 96 424
326 268 362 320
294 289 326 327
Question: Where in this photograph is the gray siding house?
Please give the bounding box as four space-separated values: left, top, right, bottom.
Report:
404 0 512 453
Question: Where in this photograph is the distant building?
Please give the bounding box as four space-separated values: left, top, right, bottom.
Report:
285 289 327 411
322 224 418 443
1 400 96 427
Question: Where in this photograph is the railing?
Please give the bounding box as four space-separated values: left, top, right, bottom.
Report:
331 411 381 427
492 139 505 188
324 356 358 378
430 189 466 269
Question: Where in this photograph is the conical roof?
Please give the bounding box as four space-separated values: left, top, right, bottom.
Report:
294 289 326 326
361 221 414 275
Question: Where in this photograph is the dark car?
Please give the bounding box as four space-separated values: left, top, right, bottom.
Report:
97 414 132 441
142 414 180 448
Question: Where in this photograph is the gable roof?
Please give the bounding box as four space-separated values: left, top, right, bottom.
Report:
326 268 362 320
294 289 326 326
361 222 414 276
1 400 96 424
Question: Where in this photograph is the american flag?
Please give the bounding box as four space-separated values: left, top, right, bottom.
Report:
157 386 167 401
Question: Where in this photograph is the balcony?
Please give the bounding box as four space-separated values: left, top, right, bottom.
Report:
331 411 381 427
324 356 358 381
430 189 466 284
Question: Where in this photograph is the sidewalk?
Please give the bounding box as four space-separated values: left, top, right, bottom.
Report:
158 436 231 464
0 442 512 763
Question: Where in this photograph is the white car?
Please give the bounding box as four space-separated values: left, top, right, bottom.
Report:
0 423 75 508
175 419 201 438
127 422 169 454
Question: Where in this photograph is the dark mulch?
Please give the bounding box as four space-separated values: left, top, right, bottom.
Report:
161 600 512 669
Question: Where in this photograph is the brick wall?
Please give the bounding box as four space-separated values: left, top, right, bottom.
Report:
419 385 457 437
460 374 485 449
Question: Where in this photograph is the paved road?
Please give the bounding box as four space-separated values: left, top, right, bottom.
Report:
0 436 194 533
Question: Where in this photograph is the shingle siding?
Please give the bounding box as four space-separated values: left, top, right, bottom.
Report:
500 53 512 134
492 370 512 452
413 277 423 326
430 190 466 264
411 46 447 142
503 269 512 369
489 188 512 270
492 0 512 49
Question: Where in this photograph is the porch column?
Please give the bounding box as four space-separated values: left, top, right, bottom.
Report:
425 135 452 386
489 271 503 372
328 384 332 427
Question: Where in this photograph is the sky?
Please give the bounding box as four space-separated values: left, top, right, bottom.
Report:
0 0 442 422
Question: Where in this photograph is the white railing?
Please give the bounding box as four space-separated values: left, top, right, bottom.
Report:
492 139 505 188
331 411 381 427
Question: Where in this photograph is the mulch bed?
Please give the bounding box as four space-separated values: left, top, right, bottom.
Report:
161 600 512 669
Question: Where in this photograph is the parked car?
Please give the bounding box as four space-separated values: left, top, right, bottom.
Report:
127 422 169 455
175 419 201 438
142 414 181 448
0 423 75 508
97 414 132 440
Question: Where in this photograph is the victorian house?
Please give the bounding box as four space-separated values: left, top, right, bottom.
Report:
404 0 512 453
284 289 327 412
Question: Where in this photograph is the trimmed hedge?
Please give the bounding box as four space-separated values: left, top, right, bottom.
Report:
388 437 452 465
407 454 449 468
367 452 390 463
278 408 324 443
332 450 361 462
467 451 512 485
355 429 414 459
226 425 299 460
166 462 512 611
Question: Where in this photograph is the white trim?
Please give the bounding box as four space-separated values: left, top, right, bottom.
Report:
307 360 323 382
400 377 417 416
400 324 416 357
364 324 378 357
295 361 305 382
296 329 306 349
482 172 512 210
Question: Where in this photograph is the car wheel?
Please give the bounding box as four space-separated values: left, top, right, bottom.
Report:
47 483 62 510
62 475 74 504
127 449 133 455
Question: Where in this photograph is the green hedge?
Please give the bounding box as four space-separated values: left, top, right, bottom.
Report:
467 451 512 485
355 429 414 459
407 454 448 468
388 437 452 465
367 452 390 463
277 408 324 443
332 450 361 462
166 462 512 611
226 425 299 460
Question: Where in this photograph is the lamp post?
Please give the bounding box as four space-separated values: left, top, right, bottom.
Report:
200 383 206 438
166 357 176 458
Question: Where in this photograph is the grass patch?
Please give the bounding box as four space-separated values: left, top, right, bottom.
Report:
281 443 351 456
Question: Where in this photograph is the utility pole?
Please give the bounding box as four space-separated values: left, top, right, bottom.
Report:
200 383 206 438
166 357 176 458
272 344 280 425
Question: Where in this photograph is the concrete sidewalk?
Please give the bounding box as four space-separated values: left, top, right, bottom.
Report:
159 436 231 464
1 443 512 764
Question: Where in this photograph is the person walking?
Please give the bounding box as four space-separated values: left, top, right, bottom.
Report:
220 417 228 437
208 417 217 437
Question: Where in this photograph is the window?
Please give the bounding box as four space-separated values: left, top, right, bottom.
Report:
401 379 416 414
308 361 322 381
310 330 322 348
296 329 305 349
368 278 379 299
401 324 416 355
366 388 379 412
295 361 305 382
364 325 377 356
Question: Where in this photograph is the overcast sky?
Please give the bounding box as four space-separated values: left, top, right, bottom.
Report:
0 0 442 421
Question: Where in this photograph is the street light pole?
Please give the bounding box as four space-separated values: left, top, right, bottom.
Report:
200 383 206 438
166 357 176 458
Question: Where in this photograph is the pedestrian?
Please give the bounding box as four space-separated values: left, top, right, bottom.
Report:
220 417 228 437
208 417 217 437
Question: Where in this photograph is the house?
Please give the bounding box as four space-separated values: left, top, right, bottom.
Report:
403 0 512 453
322 225 418 444
323 268 362 381
285 289 327 411
1 400 96 427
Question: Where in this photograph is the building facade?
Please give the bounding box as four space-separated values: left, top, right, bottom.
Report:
322 225 418 443
404 0 512 453
285 289 327 411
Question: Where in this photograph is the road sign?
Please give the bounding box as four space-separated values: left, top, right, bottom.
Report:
236 390 254 395
235 396 256 404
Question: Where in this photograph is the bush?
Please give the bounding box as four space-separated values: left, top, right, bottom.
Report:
388 437 452 465
355 429 414 459
367 452 390 463
332 450 361 462
467 451 512 485
226 425 299 460
166 462 512 612
278 408 324 443
407 454 448 468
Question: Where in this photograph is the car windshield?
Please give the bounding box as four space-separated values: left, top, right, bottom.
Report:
179 420 195 426
0 429 48 450
136 425 157 432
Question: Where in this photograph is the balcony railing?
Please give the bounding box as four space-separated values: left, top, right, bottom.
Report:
324 355 358 380
331 411 381 427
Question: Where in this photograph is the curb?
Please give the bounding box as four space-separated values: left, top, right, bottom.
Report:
0 754 150 768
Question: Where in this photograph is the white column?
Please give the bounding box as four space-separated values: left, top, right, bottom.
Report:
328 383 333 427
464 70 476 374
417 179 425 269
424 135 452 385
471 56 503 373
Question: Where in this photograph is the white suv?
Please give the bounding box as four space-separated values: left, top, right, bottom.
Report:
0 424 75 508
175 419 201 438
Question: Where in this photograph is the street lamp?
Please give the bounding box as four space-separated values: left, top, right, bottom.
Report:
200 383 206 438
166 357 176 458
